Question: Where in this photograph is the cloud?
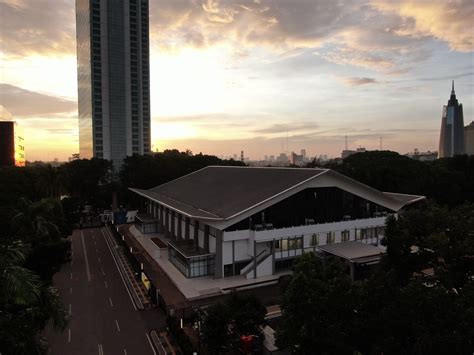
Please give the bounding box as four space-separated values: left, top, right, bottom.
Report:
0 0 75 57
340 77 379 86
371 0 474 52
149 0 451 74
0 83 77 117
254 122 320 134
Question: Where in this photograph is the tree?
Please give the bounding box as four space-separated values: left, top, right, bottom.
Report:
0 239 68 354
227 293 267 336
276 253 358 354
201 302 230 355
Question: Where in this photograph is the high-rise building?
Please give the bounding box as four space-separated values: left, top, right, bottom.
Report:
465 121 474 156
438 81 464 158
0 106 25 167
76 0 151 167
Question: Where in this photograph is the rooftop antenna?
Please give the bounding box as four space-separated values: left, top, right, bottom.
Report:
345 135 348 150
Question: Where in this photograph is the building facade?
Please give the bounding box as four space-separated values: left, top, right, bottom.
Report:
76 0 151 167
465 121 474 156
130 167 424 284
438 81 465 158
0 121 25 167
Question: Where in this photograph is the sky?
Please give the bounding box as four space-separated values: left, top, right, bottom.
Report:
0 0 473 161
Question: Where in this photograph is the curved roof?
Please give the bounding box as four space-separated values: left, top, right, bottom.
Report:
130 166 425 222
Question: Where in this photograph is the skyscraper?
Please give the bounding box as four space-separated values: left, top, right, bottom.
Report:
76 0 151 167
438 81 464 158
465 121 474 156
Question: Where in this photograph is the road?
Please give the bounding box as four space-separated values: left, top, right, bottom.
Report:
45 227 163 355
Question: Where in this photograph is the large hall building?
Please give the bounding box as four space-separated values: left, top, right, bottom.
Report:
128 166 424 300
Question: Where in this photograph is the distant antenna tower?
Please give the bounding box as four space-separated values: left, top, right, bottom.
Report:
240 150 244 162
379 136 383 150
345 135 348 150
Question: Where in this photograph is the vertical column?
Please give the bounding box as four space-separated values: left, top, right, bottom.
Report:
159 205 164 232
164 208 170 238
204 225 210 252
170 210 176 241
253 240 257 279
177 214 182 240
232 240 235 276
193 220 199 250
185 217 190 240
272 239 275 275
214 230 223 279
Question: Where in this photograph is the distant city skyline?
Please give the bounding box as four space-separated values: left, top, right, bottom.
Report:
0 0 473 161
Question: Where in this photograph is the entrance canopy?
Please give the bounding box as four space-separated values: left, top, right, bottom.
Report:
318 241 384 264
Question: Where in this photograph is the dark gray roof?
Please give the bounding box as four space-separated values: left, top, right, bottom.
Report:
318 241 384 261
131 166 326 219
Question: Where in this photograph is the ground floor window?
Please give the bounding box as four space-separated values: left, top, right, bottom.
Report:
326 231 335 244
311 233 319 246
168 245 215 278
341 230 350 242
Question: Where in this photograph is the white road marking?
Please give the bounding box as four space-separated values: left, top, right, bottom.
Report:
68 328 71 343
70 272 73 280
98 344 104 355
115 319 121 332
109 297 114 307
98 257 101 263
94 241 97 245
145 333 157 355
69 304 72 315
123 349 127 355
104 280 108 288
101 267 106 276
101 228 137 311
80 231 92 282
96 248 99 253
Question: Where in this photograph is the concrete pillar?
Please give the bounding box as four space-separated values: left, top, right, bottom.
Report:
253 240 257 279
159 205 164 233
193 220 199 250
204 225 210 252
170 210 176 241
185 217 190 240
177 214 182 240
164 208 170 238
214 230 223 279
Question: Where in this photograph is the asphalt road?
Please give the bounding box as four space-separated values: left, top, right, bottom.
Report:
46 227 161 355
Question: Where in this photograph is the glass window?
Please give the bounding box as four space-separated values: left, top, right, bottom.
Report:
311 233 319 246
341 230 350 242
288 237 302 250
326 231 335 244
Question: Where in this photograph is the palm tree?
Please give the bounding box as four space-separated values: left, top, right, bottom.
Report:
0 239 68 354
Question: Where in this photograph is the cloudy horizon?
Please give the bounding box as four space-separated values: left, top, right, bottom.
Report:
1 0 473 161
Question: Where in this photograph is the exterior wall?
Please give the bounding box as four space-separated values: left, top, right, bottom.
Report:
465 122 474 155
222 216 387 278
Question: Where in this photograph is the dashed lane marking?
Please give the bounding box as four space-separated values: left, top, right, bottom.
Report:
80 231 92 282
109 297 114 307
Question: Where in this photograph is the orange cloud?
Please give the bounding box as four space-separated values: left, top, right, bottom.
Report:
371 0 474 52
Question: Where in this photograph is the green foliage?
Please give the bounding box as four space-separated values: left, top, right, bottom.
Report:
0 239 68 355
166 316 197 355
277 202 474 354
276 254 357 354
329 151 474 206
227 293 267 336
201 302 231 355
120 149 245 190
